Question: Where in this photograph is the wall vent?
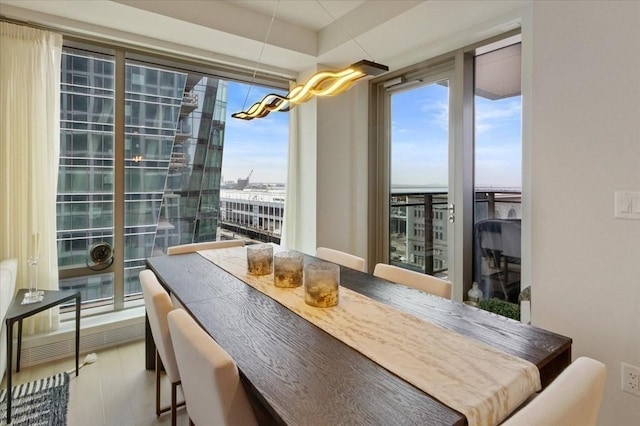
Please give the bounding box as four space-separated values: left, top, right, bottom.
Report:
18 317 145 368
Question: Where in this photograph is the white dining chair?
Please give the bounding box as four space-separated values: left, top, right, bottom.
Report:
373 263 452 299
315 247 366 272
501 356 606 426
140 269 183 426
167 241 244 309
167 239 244 255
167 309 258 426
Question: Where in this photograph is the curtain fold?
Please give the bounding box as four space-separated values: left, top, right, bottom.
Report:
281 81 299 250
0 22 63 334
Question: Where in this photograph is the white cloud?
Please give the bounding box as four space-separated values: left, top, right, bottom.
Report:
419 98 449 130
475 98 521 135
222 113 288 183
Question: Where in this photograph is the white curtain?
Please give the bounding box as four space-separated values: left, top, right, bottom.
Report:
281 83 299 250
0 22 63 334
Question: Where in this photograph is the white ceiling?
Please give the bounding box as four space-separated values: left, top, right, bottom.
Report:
229 0 367 32
0 0 528 77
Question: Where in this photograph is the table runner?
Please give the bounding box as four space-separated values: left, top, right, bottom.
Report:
198 246 540 426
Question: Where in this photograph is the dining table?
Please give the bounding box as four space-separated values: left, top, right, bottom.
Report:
144 247 571 426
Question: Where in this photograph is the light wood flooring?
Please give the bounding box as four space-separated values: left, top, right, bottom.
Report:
1 339 190 426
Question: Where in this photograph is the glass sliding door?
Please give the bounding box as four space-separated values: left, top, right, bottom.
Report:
473 39 523 303
372 34 521 303
388 80 451 278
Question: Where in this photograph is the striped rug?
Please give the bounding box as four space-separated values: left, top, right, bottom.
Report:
0 372 69 426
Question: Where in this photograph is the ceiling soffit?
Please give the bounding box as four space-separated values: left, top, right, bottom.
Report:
318 1 423 58
113 0 317 57
0 0 529 75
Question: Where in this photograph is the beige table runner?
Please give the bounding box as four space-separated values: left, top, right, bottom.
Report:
198 246 541 426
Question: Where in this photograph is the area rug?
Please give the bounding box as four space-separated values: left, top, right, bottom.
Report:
0 372 69 426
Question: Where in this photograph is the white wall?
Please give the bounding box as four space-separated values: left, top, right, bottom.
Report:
528 1 640 424
288 66 374 257
315 84 370 262
290 92 318 255
309 2 640 424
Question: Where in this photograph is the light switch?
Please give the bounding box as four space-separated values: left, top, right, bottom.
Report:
614 191 640 220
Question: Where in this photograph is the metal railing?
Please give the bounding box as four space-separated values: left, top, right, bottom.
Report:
389 189 522 277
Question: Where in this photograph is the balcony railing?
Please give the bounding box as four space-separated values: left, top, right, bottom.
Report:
389 189 522 281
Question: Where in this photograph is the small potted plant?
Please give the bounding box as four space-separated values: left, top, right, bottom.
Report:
478 298 521 321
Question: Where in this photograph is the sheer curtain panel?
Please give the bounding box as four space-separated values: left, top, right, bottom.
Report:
0 22 63 333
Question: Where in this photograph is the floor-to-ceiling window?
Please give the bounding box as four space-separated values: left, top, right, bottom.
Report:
217 81 289 244
473 38 522 303
57 42 289 312
388 80 451 277
371 32 521 302
58 48 116 306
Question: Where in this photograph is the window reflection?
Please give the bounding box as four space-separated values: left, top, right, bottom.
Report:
57 47 288 310
473 40 523 303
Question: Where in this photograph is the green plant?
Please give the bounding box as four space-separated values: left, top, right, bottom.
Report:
478 298 521 321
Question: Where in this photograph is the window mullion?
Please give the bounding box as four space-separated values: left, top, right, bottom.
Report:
113 49 126 310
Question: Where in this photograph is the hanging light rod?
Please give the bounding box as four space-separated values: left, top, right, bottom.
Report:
232 59 388 120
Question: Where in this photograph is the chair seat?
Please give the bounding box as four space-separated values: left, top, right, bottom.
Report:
373 263 452 299
140 269 183 425
168 309 258 426
315 247 366 272
167 240 244 255
501 357 606 426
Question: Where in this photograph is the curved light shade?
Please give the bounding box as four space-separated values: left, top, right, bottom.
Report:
232 60 388 120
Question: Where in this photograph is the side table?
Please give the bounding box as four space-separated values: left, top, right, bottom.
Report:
3 289 81 424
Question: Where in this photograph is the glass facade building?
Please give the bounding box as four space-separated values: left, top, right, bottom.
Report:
57 49 228 306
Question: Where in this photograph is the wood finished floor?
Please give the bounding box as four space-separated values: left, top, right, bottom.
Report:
1 339 190 426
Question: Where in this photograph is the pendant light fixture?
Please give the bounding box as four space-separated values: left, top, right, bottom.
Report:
232 60 388 120
232 1 388 120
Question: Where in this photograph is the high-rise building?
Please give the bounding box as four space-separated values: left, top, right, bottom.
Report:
219 188 284 244
57 49 227 305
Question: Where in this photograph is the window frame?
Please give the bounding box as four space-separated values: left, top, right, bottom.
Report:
58 37 291 314
368 30 521 301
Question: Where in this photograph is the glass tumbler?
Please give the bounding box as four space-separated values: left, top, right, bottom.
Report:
273 251 303 288
304 262 340 307
246 244 273 276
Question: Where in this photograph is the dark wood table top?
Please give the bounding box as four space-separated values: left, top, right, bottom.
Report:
146 253 571 426
4 289 80 321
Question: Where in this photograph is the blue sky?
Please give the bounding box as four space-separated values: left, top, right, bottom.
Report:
222 81 289 184
391 83 522 189
391 84 450 187
475 95 522 188
222 80 522 188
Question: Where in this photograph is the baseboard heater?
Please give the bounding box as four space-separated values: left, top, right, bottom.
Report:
17 312 145 368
